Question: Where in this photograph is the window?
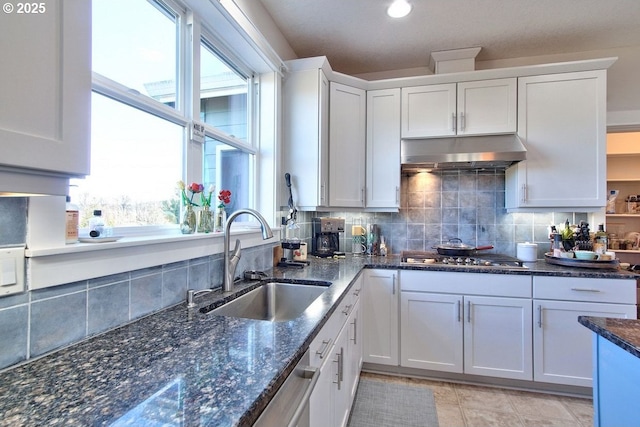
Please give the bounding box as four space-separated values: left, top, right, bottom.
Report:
200 37 255 219
92 0 179 108
72 93 183 227
81 0 258 231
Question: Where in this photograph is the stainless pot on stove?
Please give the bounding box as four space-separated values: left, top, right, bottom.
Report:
433 238 494 257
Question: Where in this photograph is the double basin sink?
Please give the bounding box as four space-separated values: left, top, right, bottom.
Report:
201 280 332 322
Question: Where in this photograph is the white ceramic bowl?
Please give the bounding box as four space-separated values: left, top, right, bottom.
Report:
559 251 574 259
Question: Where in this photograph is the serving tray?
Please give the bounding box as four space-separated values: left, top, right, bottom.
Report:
544 252 620 270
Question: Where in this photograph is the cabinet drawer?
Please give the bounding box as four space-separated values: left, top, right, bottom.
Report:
310 308 342 368
400 270 531 298
533 276 637 304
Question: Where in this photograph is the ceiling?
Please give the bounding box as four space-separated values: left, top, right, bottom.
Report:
258 0 640 76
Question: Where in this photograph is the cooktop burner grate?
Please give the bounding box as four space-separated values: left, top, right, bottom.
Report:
400 251 526 268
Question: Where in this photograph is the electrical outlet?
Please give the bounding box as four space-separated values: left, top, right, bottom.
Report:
0 246 25 296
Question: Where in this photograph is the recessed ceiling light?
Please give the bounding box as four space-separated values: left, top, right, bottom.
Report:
387 0 412 18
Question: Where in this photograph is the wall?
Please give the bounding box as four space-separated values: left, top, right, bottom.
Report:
291 171 589 259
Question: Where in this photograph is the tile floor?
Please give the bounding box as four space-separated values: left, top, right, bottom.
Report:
361 372 593 427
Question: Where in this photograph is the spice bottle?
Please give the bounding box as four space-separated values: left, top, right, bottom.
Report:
65 196 79 244
593 224 608 254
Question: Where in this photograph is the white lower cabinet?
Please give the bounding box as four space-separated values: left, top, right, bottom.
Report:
309 276 362 427
400 271 533 381
362 269 399 366
533 276 637 387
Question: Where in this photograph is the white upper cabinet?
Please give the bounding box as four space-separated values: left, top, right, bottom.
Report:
329 82 366 208
506 70 607 210
401 78 516 138
366 89 400 209
0 0 91 194
282 68 330 210
402 83 457 137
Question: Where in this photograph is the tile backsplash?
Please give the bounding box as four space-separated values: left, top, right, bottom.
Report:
289 170 589 258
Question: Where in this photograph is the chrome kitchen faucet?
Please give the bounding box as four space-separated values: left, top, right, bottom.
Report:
223 209 274 292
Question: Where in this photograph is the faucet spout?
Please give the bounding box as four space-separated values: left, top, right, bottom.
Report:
223 209 274 292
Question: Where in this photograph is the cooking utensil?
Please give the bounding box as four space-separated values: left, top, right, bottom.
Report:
284 172 297 224
433 238 494 256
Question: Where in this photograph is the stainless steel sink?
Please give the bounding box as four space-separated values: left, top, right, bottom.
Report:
206 281 330 322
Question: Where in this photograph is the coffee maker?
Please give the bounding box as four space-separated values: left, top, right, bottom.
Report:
311 217 345 257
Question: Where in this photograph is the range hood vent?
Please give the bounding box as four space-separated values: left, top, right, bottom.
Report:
401 134 527 172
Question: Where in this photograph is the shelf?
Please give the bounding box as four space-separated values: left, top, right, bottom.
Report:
606 214 640 218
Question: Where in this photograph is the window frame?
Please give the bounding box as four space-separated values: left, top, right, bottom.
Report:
87 0 260 236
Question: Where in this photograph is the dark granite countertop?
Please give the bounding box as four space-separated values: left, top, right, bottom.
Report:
579 316 640 359
0 255 636 426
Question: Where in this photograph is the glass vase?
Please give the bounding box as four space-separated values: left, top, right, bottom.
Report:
198 206 213 233
180 204 197 234
214 205 227 232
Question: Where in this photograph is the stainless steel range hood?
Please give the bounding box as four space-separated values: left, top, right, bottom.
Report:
401 134 527 172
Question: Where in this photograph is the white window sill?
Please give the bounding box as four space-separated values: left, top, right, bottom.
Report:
26 226 280 290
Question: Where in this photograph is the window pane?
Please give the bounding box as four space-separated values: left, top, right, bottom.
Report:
71 93 183 228
200 41 249 141
204 137 251 219
92 0 178 107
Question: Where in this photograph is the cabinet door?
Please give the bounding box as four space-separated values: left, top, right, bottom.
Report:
401 84 456 138
506 70 607 209
282 69 329 210
534 300 636 387
333 321 351 427
362 270 398 366
309 342 336 427
457 78 516 136
329 82 366 207
463 296 533 380
0 0 91 177
366 89 400 209
401 292 463 373
347 298 362 402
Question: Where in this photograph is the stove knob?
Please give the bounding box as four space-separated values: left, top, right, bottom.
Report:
456 257 464 264
465 258 473 265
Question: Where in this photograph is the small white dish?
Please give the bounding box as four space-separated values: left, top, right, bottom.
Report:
79 236 122 243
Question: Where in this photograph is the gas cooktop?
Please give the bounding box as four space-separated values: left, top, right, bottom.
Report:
400 251 527 269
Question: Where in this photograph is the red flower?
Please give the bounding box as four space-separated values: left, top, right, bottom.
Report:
218 189 232 205
189 183 204 193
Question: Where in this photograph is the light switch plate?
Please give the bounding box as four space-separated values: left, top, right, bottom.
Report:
0 246 25 296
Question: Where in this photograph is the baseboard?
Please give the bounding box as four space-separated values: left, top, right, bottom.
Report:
361 362 592 398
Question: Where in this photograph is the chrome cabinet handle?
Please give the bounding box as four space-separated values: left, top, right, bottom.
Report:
351 318 357 344
342 304 353 316
570 288 602 293
316 339 332 359
353 287 361 296
392 274 396 295
467 300 472 323
339 347 344 382
452 112 457 132
333 351 341 390
457 300 461 322
460 112 465 131
537 305 542 328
